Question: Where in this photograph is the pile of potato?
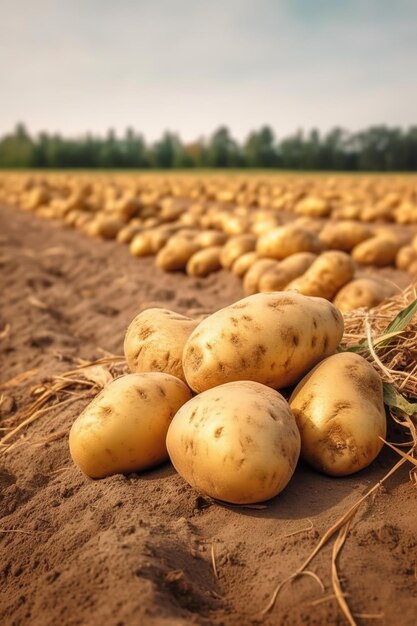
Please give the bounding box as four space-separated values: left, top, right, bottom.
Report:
2 173 417 312
69 293 387 504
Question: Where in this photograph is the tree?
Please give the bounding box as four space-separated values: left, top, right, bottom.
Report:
206 126 241 168
244 126 278 167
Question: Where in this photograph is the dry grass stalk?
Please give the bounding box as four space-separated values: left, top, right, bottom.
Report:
331 519 356 626
211 543 219 579
0 355 126 454
343 283 417 402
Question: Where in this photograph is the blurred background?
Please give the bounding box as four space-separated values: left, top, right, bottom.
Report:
1 0 416 170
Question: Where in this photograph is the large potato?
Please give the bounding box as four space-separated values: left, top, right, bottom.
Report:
352 236 401 267
289 353 386 476
259 252 317 292
286 251 355 300
69 373 192 478
257 224 323 260
333 277 397 311
124 308 198 382
166 381 300 504
183 292 344 393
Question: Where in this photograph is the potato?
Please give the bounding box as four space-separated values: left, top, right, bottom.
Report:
231 251 258 277
333 277 397 311
124 308 198 382
186 246 222 277
195 229 228 248
183 292 344 393
117 223 143 244
319 220 372 251
87 215 125 239
293 216 323 235
156 239 201 271
69 373 192 478
257 224 323 260
395 245 417 271
289 352 386 476
166 381 300 504
352 236 401 267
259 252 317 292
295 196 330 217
250 218 281 236
130 231 154 257
286 251 355 300
220 234 257 269
243 258 279 295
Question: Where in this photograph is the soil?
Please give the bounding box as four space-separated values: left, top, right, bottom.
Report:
0 202 416 626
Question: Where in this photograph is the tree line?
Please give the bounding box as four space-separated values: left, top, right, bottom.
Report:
1 123 417 171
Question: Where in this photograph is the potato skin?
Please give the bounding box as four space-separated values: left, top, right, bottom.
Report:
289 353 386 476
286 251 355 300
183 292 344 393
166 381 300 504
124 308 198 382
69 373 192 478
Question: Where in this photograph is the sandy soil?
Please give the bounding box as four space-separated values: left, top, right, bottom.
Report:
0 203 416 626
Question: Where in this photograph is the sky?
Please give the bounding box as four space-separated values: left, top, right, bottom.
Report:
0 0 416 141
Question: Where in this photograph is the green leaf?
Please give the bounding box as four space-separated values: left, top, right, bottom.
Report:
384 298 417 335
344 341 367 353
383 382 417 416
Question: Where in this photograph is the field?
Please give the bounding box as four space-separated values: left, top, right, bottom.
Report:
0 172 416 626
